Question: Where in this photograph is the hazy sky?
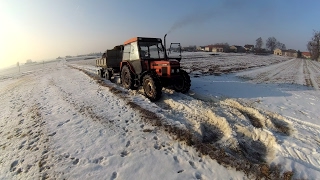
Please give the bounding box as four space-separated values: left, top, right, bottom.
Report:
1 0 320 68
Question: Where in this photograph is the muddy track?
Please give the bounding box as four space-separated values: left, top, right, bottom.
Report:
306 60 320 90
303 59 313 87
69 65 294 179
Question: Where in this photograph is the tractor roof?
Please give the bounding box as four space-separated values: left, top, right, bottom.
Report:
124 37 162 45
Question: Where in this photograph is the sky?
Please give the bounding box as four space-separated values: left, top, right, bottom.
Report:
1 0 320 69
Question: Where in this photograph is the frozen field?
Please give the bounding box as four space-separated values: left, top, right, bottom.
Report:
1 52 320 179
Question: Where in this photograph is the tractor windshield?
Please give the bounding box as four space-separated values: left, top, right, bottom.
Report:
138 41 165 59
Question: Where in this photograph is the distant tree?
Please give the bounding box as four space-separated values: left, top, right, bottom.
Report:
307 30 320 60
276 42 286 50
255 37 263 50
266 37 278 51
297 50 302 58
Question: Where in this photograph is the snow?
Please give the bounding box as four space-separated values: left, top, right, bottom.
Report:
1 52 320 179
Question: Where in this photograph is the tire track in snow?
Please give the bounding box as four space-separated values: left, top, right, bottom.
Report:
303 59 313 87
69 65 294 179
0 75 56 180
306 60 320 90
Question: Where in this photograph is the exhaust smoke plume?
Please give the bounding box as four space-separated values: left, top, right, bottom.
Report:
167 1 249 34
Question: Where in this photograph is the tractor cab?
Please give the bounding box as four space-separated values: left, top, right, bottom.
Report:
121 37 182 78
119 35 190 101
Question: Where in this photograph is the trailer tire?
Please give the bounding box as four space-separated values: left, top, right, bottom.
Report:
105 70 111 80
173 70 191 93
97 69 103 78
121 65 135 89
142 73 162 101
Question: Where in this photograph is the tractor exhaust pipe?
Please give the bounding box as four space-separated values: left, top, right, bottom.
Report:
164 34 168 59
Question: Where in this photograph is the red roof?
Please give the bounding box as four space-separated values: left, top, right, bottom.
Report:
302 52 311 56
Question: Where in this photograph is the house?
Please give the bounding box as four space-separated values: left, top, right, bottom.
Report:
244 44 254 52
204 45 213 52
282 49 297 58
301 52 311 59
274 48 282 55
229 46 237 52
197 46 206 51
230 45 245 53
212 45 225 52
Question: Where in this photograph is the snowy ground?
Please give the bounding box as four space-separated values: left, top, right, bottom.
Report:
1 52 320 179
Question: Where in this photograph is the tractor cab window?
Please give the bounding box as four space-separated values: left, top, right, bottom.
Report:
123 44 131 60
130 42 139 60
139 42 165 59
123 42 139 61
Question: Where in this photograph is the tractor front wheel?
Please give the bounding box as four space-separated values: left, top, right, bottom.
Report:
142 73 162 101
173 69 191 93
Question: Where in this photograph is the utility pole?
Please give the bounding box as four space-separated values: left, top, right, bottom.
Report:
17 62 20 72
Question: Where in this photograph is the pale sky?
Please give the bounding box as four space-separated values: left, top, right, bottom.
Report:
1 0 320 69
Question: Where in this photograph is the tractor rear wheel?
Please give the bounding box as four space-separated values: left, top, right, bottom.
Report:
121 65 135 89
173 69 191 93
142 73 162 101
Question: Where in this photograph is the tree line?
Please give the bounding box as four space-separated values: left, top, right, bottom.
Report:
254 30 320 61
307 30 320 60
255 37 286 52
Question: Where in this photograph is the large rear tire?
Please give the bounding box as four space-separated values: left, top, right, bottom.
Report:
173 69 191 93
121 65 135 90
143 73 162 101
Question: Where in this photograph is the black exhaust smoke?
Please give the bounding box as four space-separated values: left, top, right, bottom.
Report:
166 0 249 35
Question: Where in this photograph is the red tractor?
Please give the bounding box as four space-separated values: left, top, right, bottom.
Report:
96 34 191 101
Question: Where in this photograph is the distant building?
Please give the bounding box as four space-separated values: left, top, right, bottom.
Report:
244 44 254 52
197 46 206 51
212 45 225 52
282 49 297 58
274 48 297 57
301 52 311 59
230 45 245 53
25 59 36 65
204 45 226 52
274 48 283 55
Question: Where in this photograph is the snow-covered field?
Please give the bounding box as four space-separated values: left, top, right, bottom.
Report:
1 52 320 179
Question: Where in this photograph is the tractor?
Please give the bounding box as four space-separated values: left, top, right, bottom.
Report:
96 34 191 101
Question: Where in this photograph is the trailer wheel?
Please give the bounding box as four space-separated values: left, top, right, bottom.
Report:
142 73 162 101
121 65 135 89
104 70 111 80
97 69 103 78
173 70 191 93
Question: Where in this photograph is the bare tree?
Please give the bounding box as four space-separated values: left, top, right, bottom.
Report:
255 37 263 50
307 30 320 60
276 42 286 50
266 37 277 51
